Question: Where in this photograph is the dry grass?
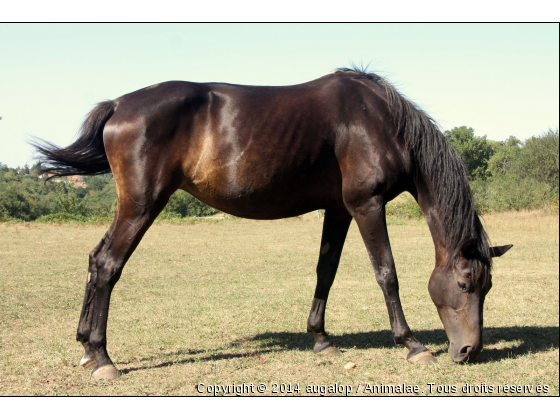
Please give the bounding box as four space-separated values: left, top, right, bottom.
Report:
0 211 557 396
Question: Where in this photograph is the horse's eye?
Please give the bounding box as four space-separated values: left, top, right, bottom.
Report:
457 281 468 292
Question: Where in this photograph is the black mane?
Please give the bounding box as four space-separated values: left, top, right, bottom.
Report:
336 66 492 280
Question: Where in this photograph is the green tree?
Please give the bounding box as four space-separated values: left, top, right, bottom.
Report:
30 162 42 176
445 126 495 180
52 189 91 217
487 135 522 177
0 185 32 220
85 175 109 192
3 169 19 183
164 190 218 217
514 129 559 193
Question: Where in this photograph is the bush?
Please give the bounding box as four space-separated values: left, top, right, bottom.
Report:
163 190 218 218
156 211 184 221
35 212 91 223
386 194 423 219
34 213 113 224
471 176 555 213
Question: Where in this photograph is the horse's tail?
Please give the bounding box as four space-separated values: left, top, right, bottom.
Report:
31 100 115 179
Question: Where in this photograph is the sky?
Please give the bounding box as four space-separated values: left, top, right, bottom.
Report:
1 23 558 168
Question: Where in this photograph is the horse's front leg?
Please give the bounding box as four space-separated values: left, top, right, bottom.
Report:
307 210 352 355
353 200 437 364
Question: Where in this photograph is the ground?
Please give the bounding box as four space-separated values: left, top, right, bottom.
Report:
0 211 557 395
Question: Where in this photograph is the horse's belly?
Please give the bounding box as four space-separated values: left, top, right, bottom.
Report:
184 166 339 219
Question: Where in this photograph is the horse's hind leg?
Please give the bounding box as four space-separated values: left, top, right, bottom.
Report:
76 186 173 379
77 221 117 370
307 210 352 355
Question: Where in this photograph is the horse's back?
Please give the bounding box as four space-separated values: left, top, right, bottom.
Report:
102 74 403 218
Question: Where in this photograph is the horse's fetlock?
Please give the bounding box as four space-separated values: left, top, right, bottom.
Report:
307 316 324 334
393 334 406 346
307 322 323 334
88 333 106 350
393 330 416 347
76 331 89 344
392 328 407 344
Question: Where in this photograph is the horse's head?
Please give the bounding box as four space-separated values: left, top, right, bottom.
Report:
428 240 512 363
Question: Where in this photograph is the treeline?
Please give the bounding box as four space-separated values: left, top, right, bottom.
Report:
385 127 558 218
0 167 217 222
446 127 558 213
0 127 558 222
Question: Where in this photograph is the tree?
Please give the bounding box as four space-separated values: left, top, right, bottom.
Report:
514 129 559 193
85 175 109 192
487 136 522 177
31 162 43 176
52 189 91 217
0 186 32 220
445 126 495 180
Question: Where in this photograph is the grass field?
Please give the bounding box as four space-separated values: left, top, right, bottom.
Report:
0 210 558 396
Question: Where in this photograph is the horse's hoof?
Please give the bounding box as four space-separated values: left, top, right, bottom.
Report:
91 364 119 380
408 351 437 365
317 346 342 356
79 355 96 370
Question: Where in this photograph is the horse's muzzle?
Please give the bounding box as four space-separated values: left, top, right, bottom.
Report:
450 342 482 363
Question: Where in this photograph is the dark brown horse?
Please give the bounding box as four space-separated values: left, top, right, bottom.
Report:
34 68 512 380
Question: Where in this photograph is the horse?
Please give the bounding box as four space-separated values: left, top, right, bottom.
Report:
33 67 512 380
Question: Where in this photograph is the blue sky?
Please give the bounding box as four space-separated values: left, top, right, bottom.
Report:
1 23 558 168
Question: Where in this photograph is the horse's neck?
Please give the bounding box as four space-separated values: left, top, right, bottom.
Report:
413 181 449 267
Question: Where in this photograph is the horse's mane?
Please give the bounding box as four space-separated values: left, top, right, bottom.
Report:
335 66 492 281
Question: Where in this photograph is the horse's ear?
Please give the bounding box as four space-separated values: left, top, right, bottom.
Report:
489 244 513 258
459 238 478 258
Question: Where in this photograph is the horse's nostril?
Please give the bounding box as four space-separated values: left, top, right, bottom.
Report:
459 345 472 355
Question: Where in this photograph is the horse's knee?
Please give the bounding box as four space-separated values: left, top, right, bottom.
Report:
375 265 398 289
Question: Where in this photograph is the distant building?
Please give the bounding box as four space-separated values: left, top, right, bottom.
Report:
36 173 86 186
46 173 62 182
